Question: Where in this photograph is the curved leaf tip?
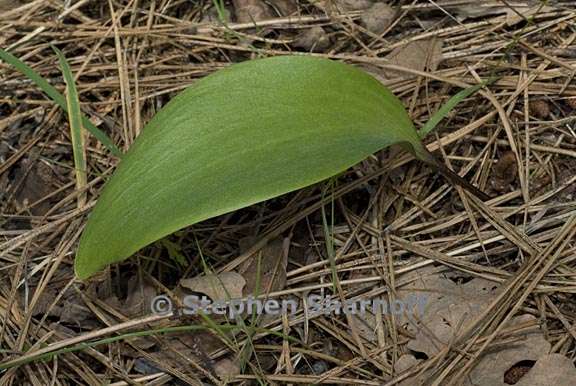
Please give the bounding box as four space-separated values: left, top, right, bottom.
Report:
75 55 422 279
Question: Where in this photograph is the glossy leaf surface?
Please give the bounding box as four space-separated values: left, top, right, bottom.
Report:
75 55 426 279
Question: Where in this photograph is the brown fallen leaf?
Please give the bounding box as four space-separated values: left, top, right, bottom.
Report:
267 0 297 16
395 314 549 386
213 357 241 381
505 3 555 26
147 331 225 379
123 276 158 317
102 275 158 319
393 269 554 386
381 38 443 80
180 271 246 302
451 1 554 25
293 26 332 52
465 315 551 386
237 236 288 296
232 0 272 23
491 151 518 193
12 156 61 216
452 3 511 21
202 5 232 23
529 99 551 119
0 0 20 13
361 3 395 35
19 268 100 329
514 354 576 386
394 354 422 385
335 0 374 11
396 270 501 357
57 299 96 326
554 159 576 202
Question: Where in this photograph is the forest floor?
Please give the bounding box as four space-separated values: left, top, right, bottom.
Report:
1 0 576 385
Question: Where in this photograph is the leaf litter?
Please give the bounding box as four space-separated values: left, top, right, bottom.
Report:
2 0 576 384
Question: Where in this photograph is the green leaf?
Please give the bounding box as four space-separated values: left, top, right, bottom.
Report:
418 77 496 138
53 46 88 208
74 55 429 279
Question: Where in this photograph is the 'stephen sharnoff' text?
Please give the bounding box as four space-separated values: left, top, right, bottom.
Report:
151 294 428 318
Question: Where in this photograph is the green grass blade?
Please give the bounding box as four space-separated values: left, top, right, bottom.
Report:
0 323 298 370
0 48 123 158
418 78 497 138
53 46 87 208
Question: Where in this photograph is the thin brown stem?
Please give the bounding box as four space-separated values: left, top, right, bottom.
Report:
421 149 492 201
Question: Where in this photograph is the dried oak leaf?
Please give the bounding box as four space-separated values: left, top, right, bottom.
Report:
293 26 332 52
0 0 20 13
396 270 500 357
268 0 297 16
13 156 61 216
361 3 395 35
147 331 226 379
20 269 99 328
237 236 288 296
465 315 551 386
394 354 422 386
232 0 272 23
102 275 158 319
123 276 158 317
335 0 374 11
453 4 511 21
394 315 550 386
375 38 443 81
394 269 552 386
491 151 518 193
213 357 241 381
557 160 576 202
514 354 576 386
202 6 232 23
452 1 555 25
180 271 246 302
529 99 551 119
505 3 555 26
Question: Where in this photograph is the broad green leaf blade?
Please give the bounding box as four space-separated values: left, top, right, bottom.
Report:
75 55 425 279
